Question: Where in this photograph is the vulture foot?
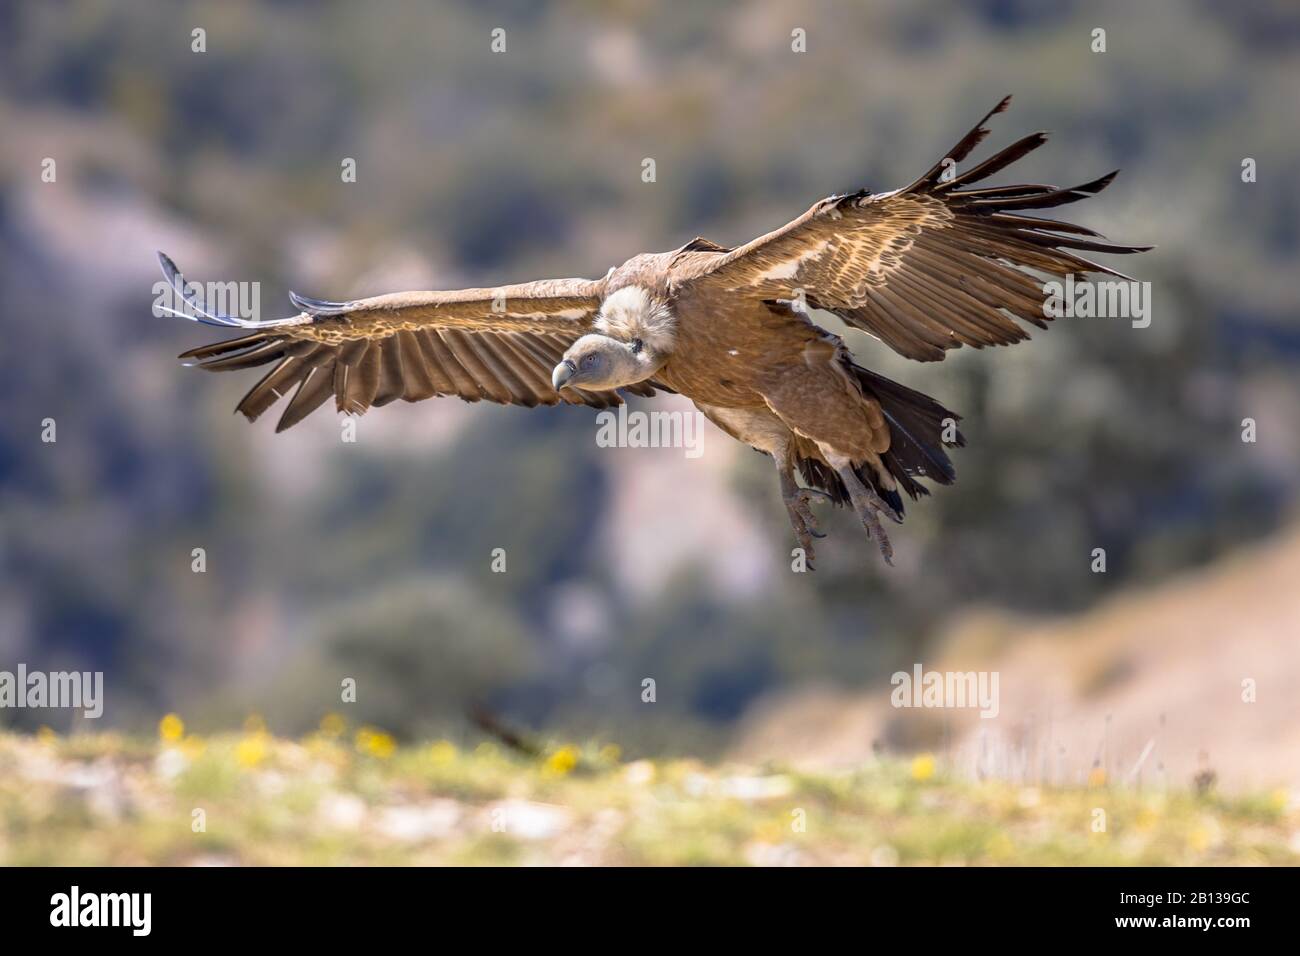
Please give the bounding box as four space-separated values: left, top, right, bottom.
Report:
777 464 832 567
785 486 832 563
834 465 901 567
856 499 895 567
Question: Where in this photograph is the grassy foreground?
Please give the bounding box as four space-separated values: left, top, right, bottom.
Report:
2 723 1297 866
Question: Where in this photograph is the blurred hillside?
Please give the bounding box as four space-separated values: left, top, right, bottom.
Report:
736 522 1300 790
1 1 1298 767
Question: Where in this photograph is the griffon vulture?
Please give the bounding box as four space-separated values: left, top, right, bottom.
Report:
160 97 1148 566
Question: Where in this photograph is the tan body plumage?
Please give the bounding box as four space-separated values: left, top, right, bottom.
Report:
162 97 1148 566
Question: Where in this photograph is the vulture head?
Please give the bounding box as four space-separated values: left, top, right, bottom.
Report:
552 285 674 392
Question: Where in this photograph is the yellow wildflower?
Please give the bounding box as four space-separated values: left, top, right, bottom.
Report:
1087 766 1108 788
355 726 396 759
235 733 268 768
911 753 936 782
159 713 185 743
545 745 580 776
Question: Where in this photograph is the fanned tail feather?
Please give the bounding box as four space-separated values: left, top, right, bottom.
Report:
794 366 965 517
854 365 964 501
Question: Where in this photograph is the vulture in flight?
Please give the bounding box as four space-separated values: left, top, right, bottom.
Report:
161 97 1148 566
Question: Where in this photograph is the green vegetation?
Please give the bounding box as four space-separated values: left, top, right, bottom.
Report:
3 728 1295 866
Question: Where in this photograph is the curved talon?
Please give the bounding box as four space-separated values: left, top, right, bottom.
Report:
789 487 828 540
783 491 823 566
787 511 817 564
859 506 894 566
778 467 834 569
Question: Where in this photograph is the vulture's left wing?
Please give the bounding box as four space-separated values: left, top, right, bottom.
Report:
676 96 1151 361
159 254 654 432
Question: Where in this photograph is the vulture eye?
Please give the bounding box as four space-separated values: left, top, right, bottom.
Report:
630 338 644 354
581 354 597 368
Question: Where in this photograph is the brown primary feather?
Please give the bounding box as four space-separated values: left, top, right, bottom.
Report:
394 331 435 401
278 361 337 432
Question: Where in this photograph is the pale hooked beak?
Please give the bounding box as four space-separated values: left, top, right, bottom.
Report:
551 359 577 390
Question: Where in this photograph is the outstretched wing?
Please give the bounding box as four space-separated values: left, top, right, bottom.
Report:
676 96 1151 361
160 254 654 432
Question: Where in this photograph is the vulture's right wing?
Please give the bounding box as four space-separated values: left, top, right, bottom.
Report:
159 254 654 432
